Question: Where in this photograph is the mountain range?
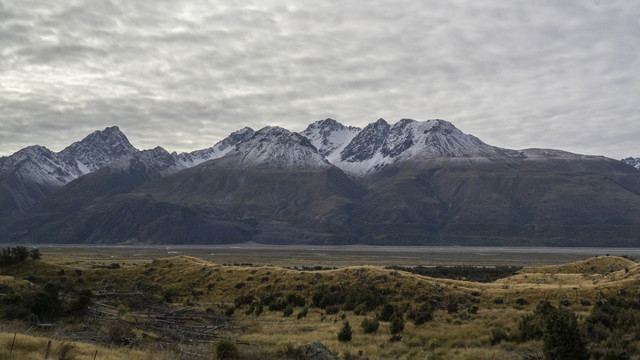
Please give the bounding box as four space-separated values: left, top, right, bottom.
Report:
1 118 640 246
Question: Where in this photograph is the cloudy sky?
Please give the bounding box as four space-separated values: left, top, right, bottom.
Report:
1 0 638 159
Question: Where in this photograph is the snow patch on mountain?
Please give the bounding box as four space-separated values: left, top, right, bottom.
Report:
299 119 360 164
622 157 640 170
173 127 255 167
110 146 186 177
336 118 508 175
231 126 331 169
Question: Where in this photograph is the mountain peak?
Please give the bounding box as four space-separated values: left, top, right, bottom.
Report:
300 119 361 163
174 127 256 167
59 126 138 174
232 126 330 169
336 118 506 175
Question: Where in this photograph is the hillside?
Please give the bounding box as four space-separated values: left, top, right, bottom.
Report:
1 252 639 359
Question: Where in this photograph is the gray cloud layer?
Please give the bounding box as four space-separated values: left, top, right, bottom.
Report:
1 0 639 158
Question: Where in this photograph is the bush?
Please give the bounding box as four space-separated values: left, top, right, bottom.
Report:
325 305 339 315
409 304 433 325
283 306 294 317
297 307 309 319
215 339 239 359
117 304 128 315
513 301 588 360
338 321 353 342
234 294 254 307
378 304 396 322
106 321 134 345
361 317 379 334
390 313 404 335
269 300 288 312
543 306 588 360
490 328 508 345
515 298 529 306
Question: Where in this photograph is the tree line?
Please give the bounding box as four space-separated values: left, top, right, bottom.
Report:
0 246 41 266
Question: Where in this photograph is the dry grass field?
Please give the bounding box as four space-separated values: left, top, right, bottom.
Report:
1 247 639 359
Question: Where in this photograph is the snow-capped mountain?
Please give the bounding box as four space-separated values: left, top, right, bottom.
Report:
4 118 640 247
622 157 640 170
0 126 137 187
173 127 255 167
299 118 360 164
229 126 331 169
58 126 138 175
110 146 186 177
334 118 507 175
0 127 138 216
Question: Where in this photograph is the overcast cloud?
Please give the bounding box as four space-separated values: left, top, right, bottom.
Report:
1 0 639 159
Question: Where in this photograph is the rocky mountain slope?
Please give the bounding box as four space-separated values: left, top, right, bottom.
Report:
2 119 640 246
622 157 640 170
0 126 137 220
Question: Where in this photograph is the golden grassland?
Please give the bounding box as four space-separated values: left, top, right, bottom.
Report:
1 252 639 359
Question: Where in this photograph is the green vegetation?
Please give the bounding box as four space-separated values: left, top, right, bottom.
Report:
337 321 352 342
387 265 522 282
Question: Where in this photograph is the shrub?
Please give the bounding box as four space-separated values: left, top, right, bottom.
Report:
234 294 254 307
116 304 128 315
515 298 529 306
106 321 134 345
268 300 288 312
361 317 379 334
325 305 339 315
542 306 588 360
378 304 396 322
255 302 264 317
409 304 433 325
283 306 294 317
490 328 508 345
512 301 588 359
215 339 239 359
287 294 306 307
29 248 42 261
297 307 308 319
390 313 404 335
338 321 353 342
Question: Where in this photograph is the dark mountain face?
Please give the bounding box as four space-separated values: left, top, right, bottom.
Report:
340 118 390 162
8 158 365 245
346 157 640 246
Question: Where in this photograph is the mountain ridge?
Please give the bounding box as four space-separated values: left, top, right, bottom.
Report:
2 119 640 246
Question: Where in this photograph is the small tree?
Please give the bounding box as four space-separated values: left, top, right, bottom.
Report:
390 313 404 335
338 321 353 342
543 307 588 360
29 248 42 260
